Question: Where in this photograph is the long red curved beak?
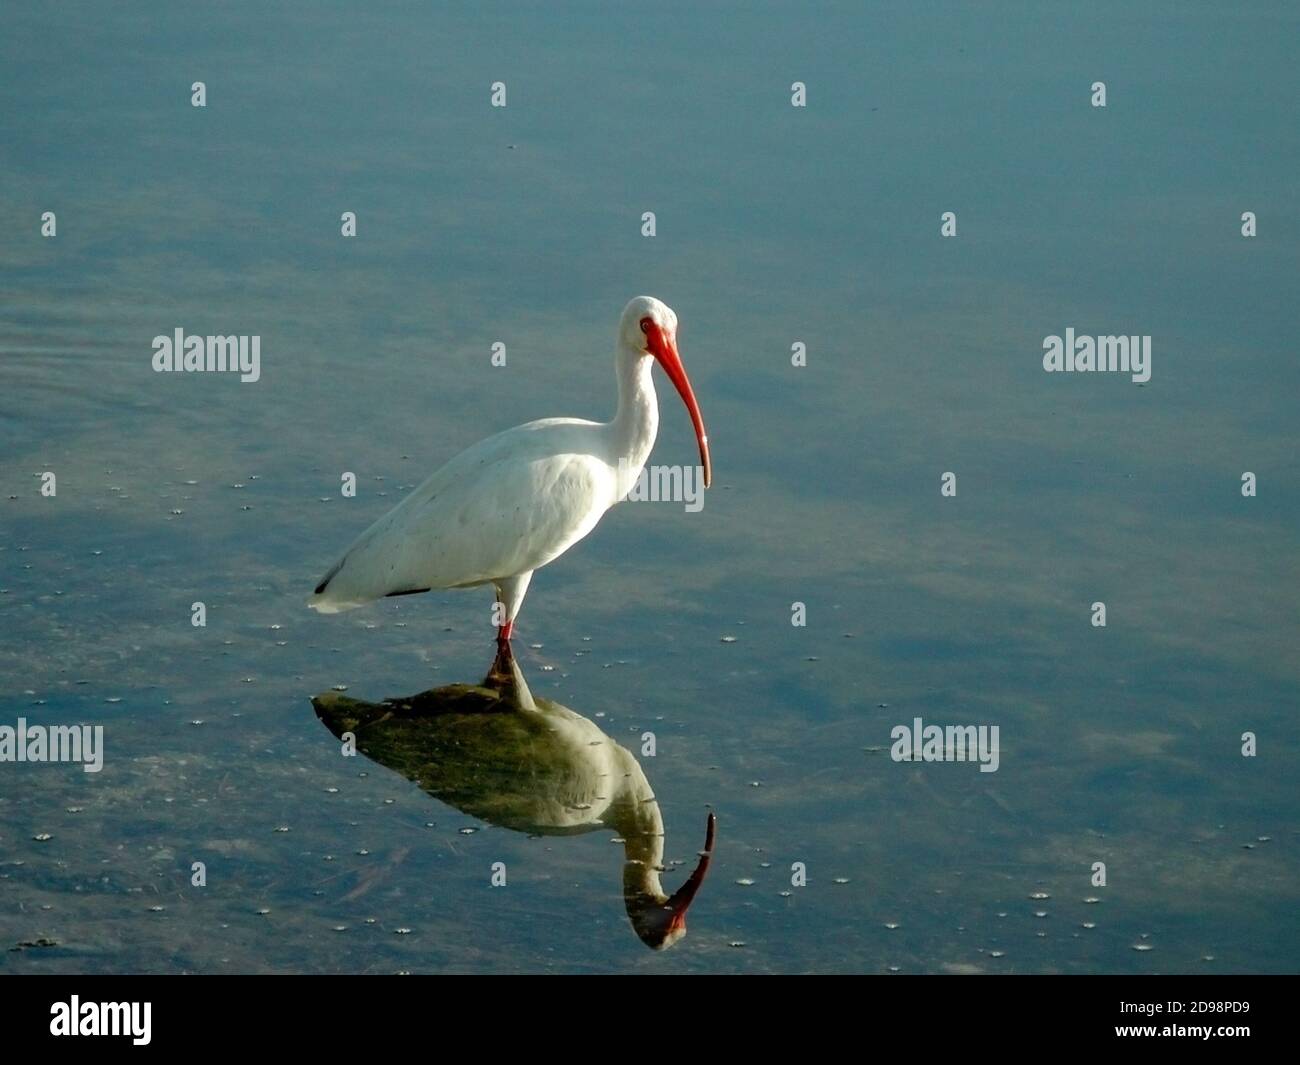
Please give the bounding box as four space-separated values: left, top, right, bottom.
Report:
645 324 712 488
665 812 717 932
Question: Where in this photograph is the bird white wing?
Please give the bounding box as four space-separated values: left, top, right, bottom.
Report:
309 419 618 612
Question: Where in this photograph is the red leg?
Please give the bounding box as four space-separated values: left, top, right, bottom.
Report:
496 619 514 647
486 633 515 686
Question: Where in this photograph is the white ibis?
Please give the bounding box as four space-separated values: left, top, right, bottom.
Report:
308 296 711 649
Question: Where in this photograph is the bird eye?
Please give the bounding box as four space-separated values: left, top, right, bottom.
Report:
639 317 651 333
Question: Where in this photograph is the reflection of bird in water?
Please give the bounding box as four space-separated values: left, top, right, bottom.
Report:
311 651 716 950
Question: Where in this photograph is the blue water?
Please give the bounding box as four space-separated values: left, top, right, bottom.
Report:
1 1 1296 973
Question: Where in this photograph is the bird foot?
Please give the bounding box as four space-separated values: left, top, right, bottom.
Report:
486 636 515 688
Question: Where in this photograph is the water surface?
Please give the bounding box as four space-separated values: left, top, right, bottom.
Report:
1 2 1296 973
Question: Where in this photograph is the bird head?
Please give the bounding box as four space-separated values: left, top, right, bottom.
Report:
620 296 712 488
624 812 717 949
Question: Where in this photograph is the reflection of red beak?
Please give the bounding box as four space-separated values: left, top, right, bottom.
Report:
644 322 712 488
665 812 717 932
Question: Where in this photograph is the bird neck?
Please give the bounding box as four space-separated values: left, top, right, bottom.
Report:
605 748 669 902
609 344 659 494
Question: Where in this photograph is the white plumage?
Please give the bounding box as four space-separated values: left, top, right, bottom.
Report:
308 297 711 647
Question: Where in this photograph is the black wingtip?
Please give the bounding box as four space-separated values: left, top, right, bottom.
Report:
314 559 343 596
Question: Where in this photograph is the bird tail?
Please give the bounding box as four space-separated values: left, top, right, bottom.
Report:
307 559 360 613
307 591 357 614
